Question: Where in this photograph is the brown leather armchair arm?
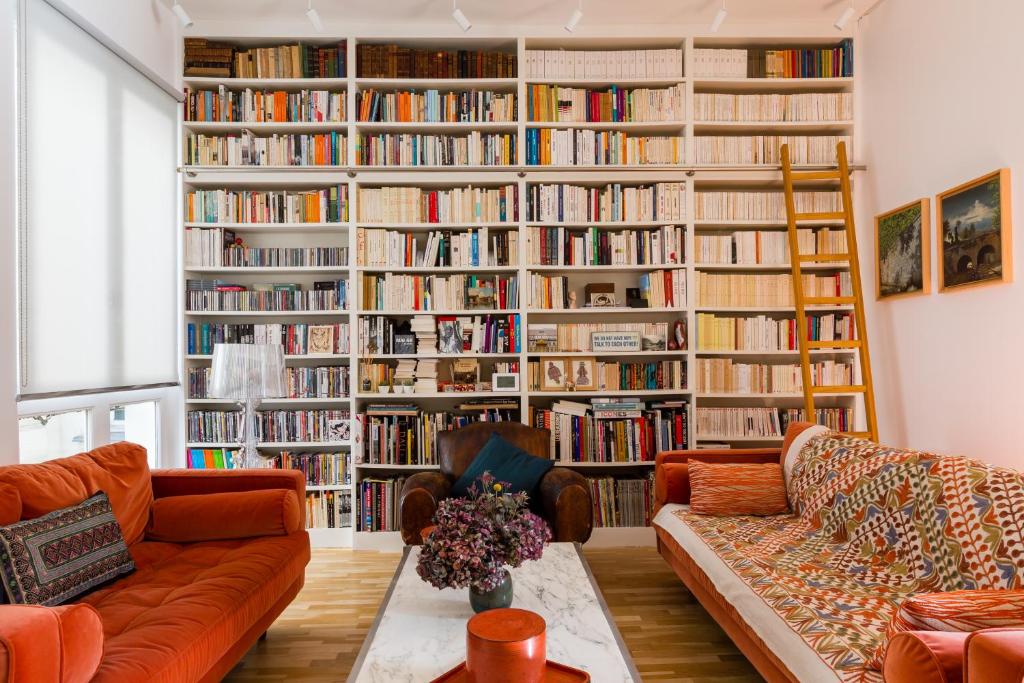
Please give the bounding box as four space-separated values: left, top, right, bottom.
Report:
400 471 452 545
539 467 593 544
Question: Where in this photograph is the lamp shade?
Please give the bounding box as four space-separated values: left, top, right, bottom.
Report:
209 344 287 400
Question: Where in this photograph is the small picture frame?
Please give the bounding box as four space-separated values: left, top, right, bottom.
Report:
591 330 641 352
937 168 1013 291
492 373 520 392
308 325 335 355
875 198 930 300
540 359 568 391
567 357 597 391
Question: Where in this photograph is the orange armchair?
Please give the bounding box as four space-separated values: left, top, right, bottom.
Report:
0 604 104 683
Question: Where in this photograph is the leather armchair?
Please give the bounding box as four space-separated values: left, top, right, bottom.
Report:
399 422 593 545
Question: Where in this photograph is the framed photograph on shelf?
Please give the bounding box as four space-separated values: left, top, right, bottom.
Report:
437 318 463 354
540 359 567 391
308 325 335 355
591 331 641 352
875 198 930 300
568 357 597 391
492 373 519 392
937 168 1012 291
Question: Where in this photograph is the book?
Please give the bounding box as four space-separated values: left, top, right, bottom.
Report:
356 185 518 224
694 92 853 123
526 84 685 123
187 409 351 443
695 190 841 221
186 322 349 355
694 135 851 165
184 87 346 123
357 131 517 167
695 312 855 352
695 358 852 394
526 182 685 223
356 44 516 79
527 225 683 266
525 129 683 166
186 131 345 167
357 88 517 123
523 48 682 79
695 272 851 307
185 186 348 224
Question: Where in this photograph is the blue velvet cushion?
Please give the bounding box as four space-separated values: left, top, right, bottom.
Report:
450 432 554 500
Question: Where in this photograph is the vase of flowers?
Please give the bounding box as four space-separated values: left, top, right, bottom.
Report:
416 472 551 613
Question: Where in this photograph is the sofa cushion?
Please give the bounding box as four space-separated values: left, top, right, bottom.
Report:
882 630 968 683
0 443 152 546
78 531 309 683
451 433 554 499
146 489 302 543
0 492 135 606
0 483 20 526
688 461 789 516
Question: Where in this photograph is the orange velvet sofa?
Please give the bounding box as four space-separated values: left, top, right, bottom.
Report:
0 442 311 683
653 423 1024 683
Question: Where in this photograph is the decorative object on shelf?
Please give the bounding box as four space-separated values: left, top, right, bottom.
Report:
208 343 286 468
566 291 578 309
641 334 666 351
626 287 648 308
569 357 597 391
438 318 463 354
492 372 520 392
416 473 551 613
394 333 416 355
452 358 479 386
937 168 1012 291
591 330 641 352
671 320 686 351
308 325 335 355
540 358 568 391
585 282 616 307
875 198 930 300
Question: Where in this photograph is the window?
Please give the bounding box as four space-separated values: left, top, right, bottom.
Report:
110 401 158 467
18 409 89 464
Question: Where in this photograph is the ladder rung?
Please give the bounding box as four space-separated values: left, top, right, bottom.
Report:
794 212 846 221
807 340 861 349
840 431 872 439
789 170 841 182
799 253 850 262
804 296 857 305
811 385 866 394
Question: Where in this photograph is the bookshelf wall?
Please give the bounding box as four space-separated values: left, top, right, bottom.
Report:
180 35 860 550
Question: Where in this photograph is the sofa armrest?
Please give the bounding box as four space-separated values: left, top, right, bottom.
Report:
654 448 782 511
152 468 305 516
966 628 1024 682
539 467 592 544
400 472 452 545
882 630 969 683
0 604 103 683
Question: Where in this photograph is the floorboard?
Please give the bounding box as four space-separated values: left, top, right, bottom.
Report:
224 547 763 682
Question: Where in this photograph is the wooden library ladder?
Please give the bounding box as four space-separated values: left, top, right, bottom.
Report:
780 141 878 441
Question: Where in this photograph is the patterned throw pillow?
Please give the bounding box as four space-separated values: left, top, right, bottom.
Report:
0 491 135 606
870 589 1024 669
688 461 790 516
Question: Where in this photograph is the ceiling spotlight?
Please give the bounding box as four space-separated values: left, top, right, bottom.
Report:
565 1 583 32
171 1 193 28
834 1 855 30
709 2 727 33
306 0 324 32
452 0 472 31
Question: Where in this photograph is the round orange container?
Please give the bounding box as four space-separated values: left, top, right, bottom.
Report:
465 608 547 683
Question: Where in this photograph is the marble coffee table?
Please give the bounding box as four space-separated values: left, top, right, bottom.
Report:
347 542 641 682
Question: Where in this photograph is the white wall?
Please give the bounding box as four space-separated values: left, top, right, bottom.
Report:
858 0 1024 468
0 0 181 466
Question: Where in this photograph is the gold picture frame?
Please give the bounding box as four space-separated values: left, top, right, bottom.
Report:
539 358 568 391
937 168 1013 292
875 198 930 300
567 357 597 391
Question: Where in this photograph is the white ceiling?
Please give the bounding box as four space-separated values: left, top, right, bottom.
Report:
183 0 862 28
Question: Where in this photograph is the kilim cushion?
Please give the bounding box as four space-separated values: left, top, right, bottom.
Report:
688 461 790 516
0 491 135 606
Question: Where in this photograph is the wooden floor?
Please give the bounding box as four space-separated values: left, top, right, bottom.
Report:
224 547 763 683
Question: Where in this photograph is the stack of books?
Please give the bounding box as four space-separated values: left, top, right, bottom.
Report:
415 360 439 393
393 359 416 389
411 315 437 352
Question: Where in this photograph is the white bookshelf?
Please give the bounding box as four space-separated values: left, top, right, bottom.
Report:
180 34 857 550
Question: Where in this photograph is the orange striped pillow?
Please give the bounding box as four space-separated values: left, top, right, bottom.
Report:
687 462 790 516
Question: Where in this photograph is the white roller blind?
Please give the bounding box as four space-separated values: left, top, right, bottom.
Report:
19 0 178 398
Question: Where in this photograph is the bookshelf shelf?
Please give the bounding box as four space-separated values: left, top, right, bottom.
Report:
694 305 854 312
354 77 518 89
695 392 860 399
525 121 687 131
524 77 686 88
355 391 515 400
184 222 346 232
356 309 518 316
693 76 853 91
356 222 517 230
527 307 684 315
306 484 352 491
355 265 519 274
554 461 656 468
695 349 856 356
183 76 348 88
186 310 350 317
694 262 846 271
187 354 350 361
356 463 440 471
693 120 854 133
354 121 518 132
185 266 350 274
694 219 844 228
527 264 686 273
186 397 350 405
183 121 347 132
360 352 519 359
527 220 686 228
529 350 687 357
527 389 688 398
185 441 352 448
697 435 785 442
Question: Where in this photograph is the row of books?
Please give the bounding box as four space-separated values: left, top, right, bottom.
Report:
186 409 351 443
186 447 246 469
526 182 686 223
525 129 683 166
184 87 346 123
527 269 684 309
186 322 350 356
188 365 350 399
186 280 348 312
307 490 352 529
525 84 685 123
358 477 405 532
695 272 852 307
358 314 521 355
185 132 346 167
694 135 851 166
589 474 656 528
693 92 853 122
356 185 518 224
695 191 841 221
527 322 674 353
695 359 853 394
185 186 348 224
356 89 516 123
692 42 853 79
527 225 683 266
695 312 855 351
361 405 519 465
527 360 685 391
356 45 516 79
355 132 516 167
529 398 688 462
358 227 517 268
359 274 517 311
523 48 683 80
695 228 847 265
696 406 853 437
283 451 351 486
232 42 347 79
185 229 348 268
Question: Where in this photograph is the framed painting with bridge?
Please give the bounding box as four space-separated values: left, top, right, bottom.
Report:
875 198 930 300
937 168 1012 291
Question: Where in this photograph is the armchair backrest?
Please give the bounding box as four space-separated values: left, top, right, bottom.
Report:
438 422 551 480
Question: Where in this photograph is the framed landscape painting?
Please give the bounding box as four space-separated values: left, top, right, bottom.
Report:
937 168 1012 291
875 198 930 300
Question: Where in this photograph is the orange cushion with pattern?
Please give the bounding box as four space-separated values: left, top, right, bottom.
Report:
687 461 790 516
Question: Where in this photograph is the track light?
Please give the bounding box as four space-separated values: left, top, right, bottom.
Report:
306 0 324 32
171 1 193 28
565 0 583 32
452 0 471 31
834 1 855 30
709 3 727 33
